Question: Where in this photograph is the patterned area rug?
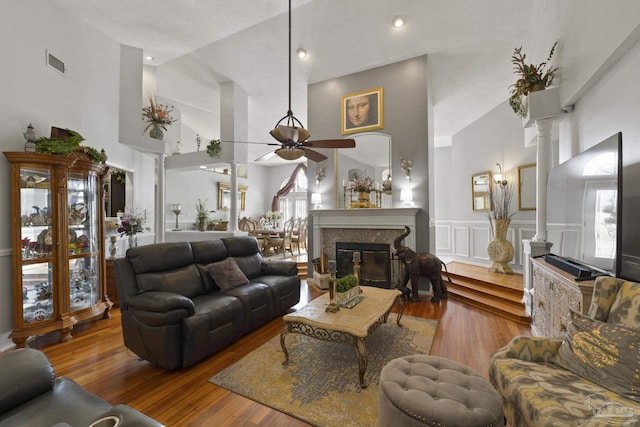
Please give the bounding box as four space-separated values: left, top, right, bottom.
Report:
210 315 437 427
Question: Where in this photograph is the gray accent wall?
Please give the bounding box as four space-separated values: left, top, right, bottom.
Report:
308 55 430 253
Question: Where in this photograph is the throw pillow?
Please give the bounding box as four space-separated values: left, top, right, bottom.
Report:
554 310 640 403
607 281 640 328
206 258 250 291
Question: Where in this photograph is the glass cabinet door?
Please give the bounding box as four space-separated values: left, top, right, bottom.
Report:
67 171 101 313
19 166 55 324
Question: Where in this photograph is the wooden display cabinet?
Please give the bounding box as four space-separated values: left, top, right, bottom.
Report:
4 152 112 347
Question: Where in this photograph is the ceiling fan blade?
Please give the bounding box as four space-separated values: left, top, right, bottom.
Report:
254 151 277 162
306 139 356 149
221 140 280 146
303 148 328 162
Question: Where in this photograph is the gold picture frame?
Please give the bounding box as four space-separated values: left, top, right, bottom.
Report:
217 182 247 211
471 171 493 212
341 87 384 135
518 163 536 210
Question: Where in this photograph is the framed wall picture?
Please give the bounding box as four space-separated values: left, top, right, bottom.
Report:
518 163 536 210
341 87 384 134
471 171 493 212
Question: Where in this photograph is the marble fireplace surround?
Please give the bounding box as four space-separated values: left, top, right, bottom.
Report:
309 208 420 261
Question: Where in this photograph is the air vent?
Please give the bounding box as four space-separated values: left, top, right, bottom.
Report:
46 50 65 74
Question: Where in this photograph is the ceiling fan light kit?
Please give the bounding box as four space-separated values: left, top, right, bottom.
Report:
275 147 305 160
258 0 356 164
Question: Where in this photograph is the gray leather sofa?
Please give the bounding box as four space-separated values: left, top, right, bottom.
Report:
114 236 301 370
0 347 163 427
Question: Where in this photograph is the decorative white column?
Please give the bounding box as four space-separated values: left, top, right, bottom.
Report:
533 118 552 242
229 161 238 232
155 152 166 243
521 88 563 315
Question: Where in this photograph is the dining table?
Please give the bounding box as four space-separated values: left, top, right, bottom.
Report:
251 229 284 255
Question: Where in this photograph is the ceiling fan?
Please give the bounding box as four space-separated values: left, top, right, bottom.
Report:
257 0 355 162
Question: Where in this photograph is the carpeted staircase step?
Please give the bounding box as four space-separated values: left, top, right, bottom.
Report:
444 262 530 325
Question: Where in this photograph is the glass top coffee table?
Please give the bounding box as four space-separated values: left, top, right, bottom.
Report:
280 286 403 388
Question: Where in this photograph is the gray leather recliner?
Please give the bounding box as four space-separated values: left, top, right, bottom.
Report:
0 348 163 427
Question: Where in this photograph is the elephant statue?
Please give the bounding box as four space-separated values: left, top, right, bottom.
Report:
394 226 451 303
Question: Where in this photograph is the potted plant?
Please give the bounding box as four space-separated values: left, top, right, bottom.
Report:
142 96 176 140
509 40 559 118
194 198 214 231
206 139 221 158
335 274 360 306
487 176 516 274
34 129 108 163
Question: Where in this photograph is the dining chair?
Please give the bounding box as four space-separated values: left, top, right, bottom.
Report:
267 218 294 258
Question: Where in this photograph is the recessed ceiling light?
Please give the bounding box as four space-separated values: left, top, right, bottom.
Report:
145 55 154 61
296 48 307 58
392 15 405 28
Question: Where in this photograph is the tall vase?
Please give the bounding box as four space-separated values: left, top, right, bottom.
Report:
128 234 137 249
487 218 514 274
149 123 164 140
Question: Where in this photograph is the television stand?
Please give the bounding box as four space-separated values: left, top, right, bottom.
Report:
575 274 608 282
531 258 595 337
543 254 594 278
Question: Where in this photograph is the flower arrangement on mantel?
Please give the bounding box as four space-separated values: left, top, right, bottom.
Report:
350 174 374 193
509 40 559 118
142 96 176 133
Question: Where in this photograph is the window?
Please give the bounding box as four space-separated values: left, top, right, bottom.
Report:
278 168 308 220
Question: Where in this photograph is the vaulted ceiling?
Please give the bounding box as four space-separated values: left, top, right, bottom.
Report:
51 0 558 156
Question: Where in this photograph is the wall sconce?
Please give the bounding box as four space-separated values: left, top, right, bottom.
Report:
400 188 413 207
494 163 508 188
311 192 322 209
315 166 325 186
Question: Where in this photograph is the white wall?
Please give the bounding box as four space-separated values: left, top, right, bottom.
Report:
434 102 536 270
0 1 156 349
434 2 640 272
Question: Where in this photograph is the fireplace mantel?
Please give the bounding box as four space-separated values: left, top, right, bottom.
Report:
309 208 420 259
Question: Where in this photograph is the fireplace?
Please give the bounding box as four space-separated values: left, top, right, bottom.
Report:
336 242 391 288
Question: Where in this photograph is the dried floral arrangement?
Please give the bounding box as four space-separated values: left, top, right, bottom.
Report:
142 96 176 132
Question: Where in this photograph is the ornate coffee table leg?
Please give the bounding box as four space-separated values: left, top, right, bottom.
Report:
396 296 405 325
280 322 291 365
355 338 368 388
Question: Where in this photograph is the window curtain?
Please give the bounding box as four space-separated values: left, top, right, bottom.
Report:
271 163 307 211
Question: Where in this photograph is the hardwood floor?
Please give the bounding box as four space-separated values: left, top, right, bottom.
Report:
30 281 531 426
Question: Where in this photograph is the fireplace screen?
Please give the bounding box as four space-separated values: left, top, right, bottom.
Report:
336 242 391 288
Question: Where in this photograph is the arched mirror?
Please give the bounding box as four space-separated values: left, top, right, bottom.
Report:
336 132 391 208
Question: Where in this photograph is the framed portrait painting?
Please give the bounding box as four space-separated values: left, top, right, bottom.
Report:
341 87 384 135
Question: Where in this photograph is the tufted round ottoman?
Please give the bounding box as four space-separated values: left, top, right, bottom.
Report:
378 355 504 427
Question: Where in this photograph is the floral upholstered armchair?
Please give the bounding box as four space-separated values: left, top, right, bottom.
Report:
490 276 640 427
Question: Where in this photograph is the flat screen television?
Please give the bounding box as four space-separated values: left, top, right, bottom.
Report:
546 132 622 277
620 159 640 282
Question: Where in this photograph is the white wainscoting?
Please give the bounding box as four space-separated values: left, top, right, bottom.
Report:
435 219 537 273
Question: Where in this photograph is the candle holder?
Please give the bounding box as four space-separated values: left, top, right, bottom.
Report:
326 260 339 313
171 203 182 230
109 235 118 259
352 251 361 283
